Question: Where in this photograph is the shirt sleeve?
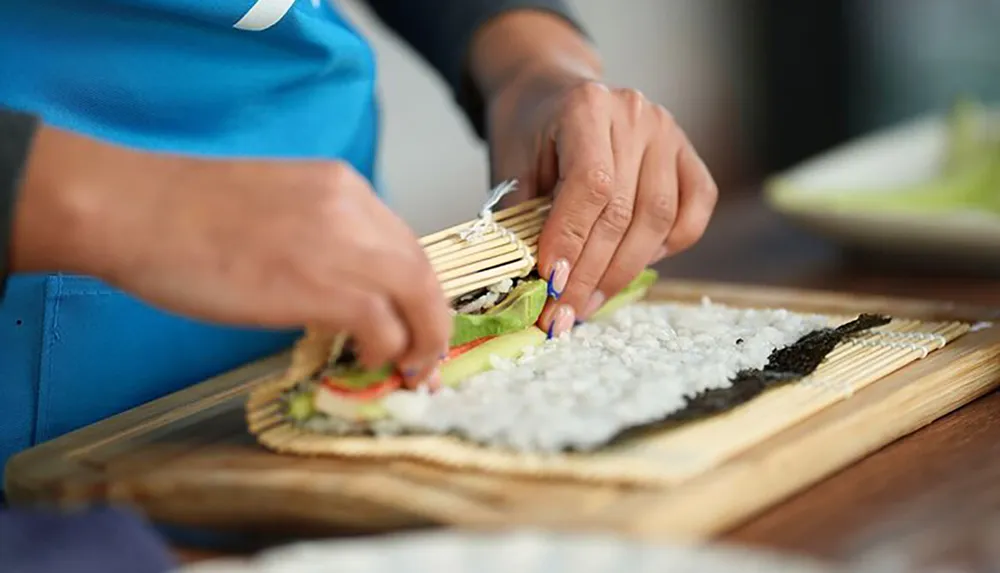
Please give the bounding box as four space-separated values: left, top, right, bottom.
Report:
0 107 39 302
359 0 588 139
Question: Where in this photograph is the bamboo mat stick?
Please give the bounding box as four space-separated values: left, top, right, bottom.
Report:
419 196 551 247
443 246 540 300
431 235 540 275
427 221 544 263
424 211 548 258
437 242 539 283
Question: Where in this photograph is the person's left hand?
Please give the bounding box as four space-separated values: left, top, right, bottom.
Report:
487 72 718 336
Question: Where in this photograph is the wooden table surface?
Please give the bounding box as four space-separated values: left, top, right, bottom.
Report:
175 189 1000 567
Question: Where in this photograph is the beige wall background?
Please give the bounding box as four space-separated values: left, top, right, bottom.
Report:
339 0 756 235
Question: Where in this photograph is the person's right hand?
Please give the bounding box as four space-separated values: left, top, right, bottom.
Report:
13 125 451 387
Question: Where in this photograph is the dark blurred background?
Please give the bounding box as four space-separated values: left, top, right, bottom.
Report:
340 0 1000 234
757 0 1000 174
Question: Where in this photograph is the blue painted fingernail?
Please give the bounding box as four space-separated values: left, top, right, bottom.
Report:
547 269 561 300
403 368 418 378
547 320 555 340
547 259 569 300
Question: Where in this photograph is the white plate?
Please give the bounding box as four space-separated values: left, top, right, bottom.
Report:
764 110 1000 273
178 530 834 573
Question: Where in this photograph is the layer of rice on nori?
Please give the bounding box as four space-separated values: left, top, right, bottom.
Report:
284 299 892 453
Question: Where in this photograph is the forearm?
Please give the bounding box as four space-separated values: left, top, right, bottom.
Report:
0 107 39 300
0 117 141 291
467 10 602 106
361 0 587 138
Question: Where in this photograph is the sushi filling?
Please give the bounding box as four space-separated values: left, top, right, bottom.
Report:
281 273 552 431
281 269 660 434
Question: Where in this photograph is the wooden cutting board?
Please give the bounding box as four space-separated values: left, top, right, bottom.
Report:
5 280 1000 542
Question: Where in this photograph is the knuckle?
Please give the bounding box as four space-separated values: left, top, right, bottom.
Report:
575 167 615 205
597 196 634 235
653 104 677 130
572 81 610 106
642 192 676 231
554 216 591 248
617 88 647 121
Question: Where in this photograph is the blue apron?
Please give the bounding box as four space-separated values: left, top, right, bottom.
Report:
0 0 381 475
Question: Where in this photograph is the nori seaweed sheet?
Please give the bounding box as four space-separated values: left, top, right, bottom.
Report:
601 313 892 447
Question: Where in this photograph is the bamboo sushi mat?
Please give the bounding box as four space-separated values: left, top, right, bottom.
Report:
248 314 971 487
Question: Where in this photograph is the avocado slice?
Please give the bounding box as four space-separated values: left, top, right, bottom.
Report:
593 268 659 320
449 279 547 347
440 326 547 387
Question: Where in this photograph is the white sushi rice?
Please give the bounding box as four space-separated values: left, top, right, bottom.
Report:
379 298 832 453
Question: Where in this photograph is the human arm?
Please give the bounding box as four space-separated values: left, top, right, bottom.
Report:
0 115 450 387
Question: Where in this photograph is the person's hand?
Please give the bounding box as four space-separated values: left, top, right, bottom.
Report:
475 14 718 336
13 126 451 387
488 75 718 334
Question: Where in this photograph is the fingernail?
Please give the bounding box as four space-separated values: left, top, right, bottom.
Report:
547 259 570 299
403 368 419 378
584 290 605 319
547 305 575 339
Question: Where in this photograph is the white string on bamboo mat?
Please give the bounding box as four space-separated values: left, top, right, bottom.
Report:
971 321 994 332
457 179 535 277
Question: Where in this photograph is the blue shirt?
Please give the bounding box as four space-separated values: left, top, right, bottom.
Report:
0 0 380 474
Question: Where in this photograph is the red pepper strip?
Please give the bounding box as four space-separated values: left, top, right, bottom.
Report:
321 376 401 399
445 336 494 360
322 336 497 398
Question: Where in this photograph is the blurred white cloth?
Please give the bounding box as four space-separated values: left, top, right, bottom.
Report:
177 530 834 573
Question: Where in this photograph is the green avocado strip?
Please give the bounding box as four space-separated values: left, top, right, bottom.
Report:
440 327 547 387
593 268 659 320
449 279 548 347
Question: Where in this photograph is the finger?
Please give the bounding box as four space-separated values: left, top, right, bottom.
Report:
552 117 645 323
338 189 452 377
536 86 616 327
390 248 453 381
536 83 616 288
596 137 678 304
323 286 409 371
663 142 717 256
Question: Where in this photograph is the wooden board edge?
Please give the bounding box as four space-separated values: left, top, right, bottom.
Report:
649 279 1000 323
3 353 291 502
